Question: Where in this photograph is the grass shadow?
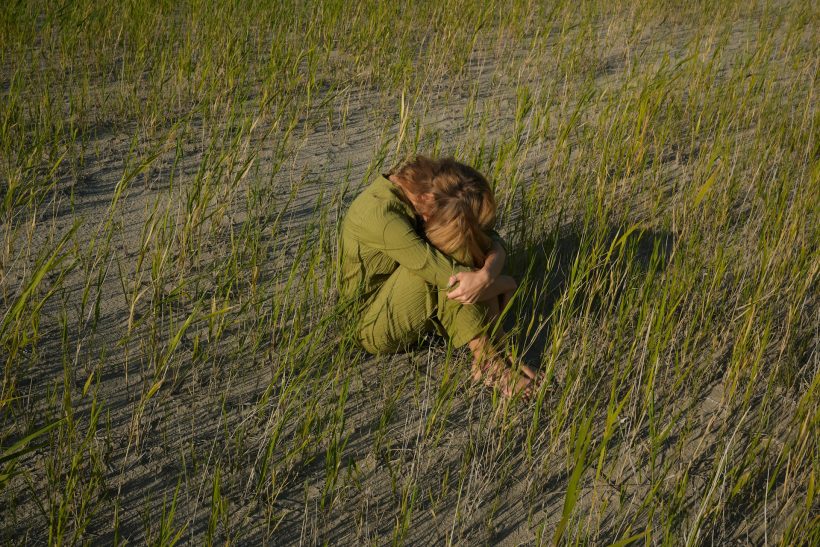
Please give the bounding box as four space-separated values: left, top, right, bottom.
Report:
505 222 676 368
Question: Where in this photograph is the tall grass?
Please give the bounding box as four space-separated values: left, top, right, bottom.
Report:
0 0 816 544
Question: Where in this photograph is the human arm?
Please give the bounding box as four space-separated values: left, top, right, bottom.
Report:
482 235 506 284
446 237 509 304
355 211 471 289
479 274 517 301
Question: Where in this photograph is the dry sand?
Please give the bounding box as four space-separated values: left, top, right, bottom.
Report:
1 4 814 544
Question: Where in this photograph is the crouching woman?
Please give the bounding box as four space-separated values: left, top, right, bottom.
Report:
337 155 538 399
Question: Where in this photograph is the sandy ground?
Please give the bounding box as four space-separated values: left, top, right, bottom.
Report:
1 5 814 544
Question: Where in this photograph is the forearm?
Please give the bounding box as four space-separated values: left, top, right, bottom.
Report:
445 235 513 304
480 239 506 282
478 275 517 301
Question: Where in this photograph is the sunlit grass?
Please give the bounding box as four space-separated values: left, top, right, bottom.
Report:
0 0 817 544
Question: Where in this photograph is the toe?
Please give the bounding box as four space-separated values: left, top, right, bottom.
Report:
520 364 538 380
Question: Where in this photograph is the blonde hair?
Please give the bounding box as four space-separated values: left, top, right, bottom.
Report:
388 155 497 267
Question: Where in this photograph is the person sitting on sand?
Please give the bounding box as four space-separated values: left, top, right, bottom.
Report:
337 154 540 399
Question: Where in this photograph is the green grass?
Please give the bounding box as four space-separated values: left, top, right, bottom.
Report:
0 0 817 544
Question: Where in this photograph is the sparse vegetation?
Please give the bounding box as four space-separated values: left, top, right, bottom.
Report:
1 0 817 544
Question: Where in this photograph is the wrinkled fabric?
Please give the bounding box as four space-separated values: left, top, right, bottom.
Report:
337 173 506 352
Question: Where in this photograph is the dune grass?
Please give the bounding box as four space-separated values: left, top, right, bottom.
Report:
1 0 817 544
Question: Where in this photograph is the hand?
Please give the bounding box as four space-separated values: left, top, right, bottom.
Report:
447 270 492 304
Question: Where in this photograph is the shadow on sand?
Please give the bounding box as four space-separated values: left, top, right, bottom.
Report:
504 222 676 366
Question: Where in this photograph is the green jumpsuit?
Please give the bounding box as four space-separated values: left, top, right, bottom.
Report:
337 173 507 354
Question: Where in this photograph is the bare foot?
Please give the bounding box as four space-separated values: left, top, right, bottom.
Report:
472 356 535 400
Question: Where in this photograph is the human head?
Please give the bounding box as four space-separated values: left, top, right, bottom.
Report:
388 155 496 267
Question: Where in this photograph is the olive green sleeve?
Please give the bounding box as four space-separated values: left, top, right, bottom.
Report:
365 212 471 289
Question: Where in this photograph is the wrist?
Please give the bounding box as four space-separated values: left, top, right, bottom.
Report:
479 263 496 284
482 244 504 280
478 267 494 286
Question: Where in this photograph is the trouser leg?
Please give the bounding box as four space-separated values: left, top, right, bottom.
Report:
356 266 493 354
356 266 438 354
435 287 492 348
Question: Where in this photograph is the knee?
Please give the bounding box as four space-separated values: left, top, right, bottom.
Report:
436 295 492 346
401 271 437 314
354 274 436 354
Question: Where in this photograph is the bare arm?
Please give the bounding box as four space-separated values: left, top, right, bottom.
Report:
482 238 506 283
447 239 510 304
478 274 517 301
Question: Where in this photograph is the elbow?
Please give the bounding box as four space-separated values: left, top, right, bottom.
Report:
503 275 517 292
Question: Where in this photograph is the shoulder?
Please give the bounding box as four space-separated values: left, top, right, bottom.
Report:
346 174 414 222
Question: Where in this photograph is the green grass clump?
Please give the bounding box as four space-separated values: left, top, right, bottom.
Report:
0 0 817 544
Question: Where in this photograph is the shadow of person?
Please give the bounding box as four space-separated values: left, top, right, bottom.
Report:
502 222 676 368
